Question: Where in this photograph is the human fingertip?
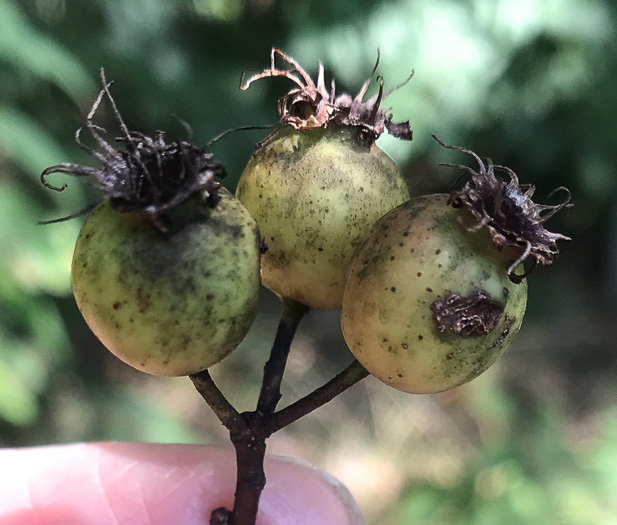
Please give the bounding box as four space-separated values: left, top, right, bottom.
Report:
259 455 364 525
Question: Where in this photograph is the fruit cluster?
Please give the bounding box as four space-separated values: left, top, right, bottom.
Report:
42 51 569 395
40 50 571 525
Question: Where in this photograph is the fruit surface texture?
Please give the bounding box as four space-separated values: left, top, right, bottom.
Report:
71 189 260 376
341 194 528 393
236 124 409 310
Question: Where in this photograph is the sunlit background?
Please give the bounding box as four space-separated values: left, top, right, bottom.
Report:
1 0 617 523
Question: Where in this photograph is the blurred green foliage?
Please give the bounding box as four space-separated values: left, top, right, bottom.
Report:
1 0 617 522
391 394 617 524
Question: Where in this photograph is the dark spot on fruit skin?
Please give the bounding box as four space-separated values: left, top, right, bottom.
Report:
401 343 408 349
418 335 424 340
417 272 422 277
113 302 122 310
426 287 433 293
391 287 396 292
136 288 151 313
403 231 409 237
490 315 516 348
446 353 454 359
397 373 403 378
206 293 215 300
435 249 441 255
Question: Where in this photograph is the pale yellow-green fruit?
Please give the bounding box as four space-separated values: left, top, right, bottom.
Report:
236 124 409 310
341 194 528 394
71 189 260 376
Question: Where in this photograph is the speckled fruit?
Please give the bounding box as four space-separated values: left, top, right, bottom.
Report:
71 189 260 376
341 194 527 394
236 124 409 310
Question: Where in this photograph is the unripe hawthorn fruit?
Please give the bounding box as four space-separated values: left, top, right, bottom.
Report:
341 194 527 393
41 71 260 376
71 189 260 376
341 139 570 393
236 124 409 310
236 49 413 310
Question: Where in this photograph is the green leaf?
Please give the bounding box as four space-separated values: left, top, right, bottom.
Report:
0 350 39 426
0 105 68 176
0 0 94 99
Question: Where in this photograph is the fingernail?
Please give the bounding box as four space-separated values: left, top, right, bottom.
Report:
273 455 364 525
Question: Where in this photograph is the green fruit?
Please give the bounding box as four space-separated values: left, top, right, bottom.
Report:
236 124 409 310
341 194 528 394
71 189 260 376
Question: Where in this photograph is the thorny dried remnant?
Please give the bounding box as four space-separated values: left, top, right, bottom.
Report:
41 69 225 226
433 135 571 283
240 48 413 146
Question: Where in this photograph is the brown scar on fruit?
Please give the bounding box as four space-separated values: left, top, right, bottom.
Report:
431 290 504 338
489 315 516 348
240 48 413 145
432 135 571 284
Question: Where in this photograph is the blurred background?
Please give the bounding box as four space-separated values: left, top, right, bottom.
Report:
1 0 616 523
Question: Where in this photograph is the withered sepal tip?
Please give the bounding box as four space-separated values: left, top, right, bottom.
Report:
41 68 225 226
433 135 571 283
240 48 413 146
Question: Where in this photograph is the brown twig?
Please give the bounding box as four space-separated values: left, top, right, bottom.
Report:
189 370 245 432
265 360 369 434
256 298 309 417
191 298 308 525
190 300 369 524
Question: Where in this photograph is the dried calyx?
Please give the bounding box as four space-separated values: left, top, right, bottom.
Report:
41 69 225 228
434 135 571 283
240 48 413 146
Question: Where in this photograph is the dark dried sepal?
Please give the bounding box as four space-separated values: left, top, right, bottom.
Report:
431 290 505 338
41 69 225 226
433 135 571 283
240 48 413 145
